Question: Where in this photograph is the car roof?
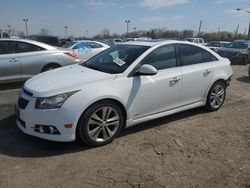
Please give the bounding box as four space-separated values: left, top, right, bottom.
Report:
0 38 56 50
234 40 250 43
73 40 109 47
121 39 204 47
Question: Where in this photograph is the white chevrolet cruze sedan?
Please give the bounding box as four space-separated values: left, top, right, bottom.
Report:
16 40 233 146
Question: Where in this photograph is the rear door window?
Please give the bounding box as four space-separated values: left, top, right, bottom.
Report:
179 44 203 66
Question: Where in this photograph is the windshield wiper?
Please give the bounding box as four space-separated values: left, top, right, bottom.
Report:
86 65 110 73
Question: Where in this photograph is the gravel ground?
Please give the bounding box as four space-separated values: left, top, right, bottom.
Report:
0 65 249 188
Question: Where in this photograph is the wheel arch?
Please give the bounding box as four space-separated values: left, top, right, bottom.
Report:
205 78 227 101
41 62 61 72
76 98 127 134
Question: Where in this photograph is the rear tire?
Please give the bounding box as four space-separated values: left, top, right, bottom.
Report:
41 64 60 72
77 101 124 147
241 56 248 65
205 81 226 112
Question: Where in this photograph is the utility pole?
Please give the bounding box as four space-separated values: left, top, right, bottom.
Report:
7 25 11 35
23 19 29 37
86 30 88 38
125 20 130 38
198 20 202 37
64 26 68 38
235 24 239 38
248 20 250 39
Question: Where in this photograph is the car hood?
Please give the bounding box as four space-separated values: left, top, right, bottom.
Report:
24 64 116 97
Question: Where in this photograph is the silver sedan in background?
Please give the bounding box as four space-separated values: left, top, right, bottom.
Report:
0 38 80 83
63 40 109 62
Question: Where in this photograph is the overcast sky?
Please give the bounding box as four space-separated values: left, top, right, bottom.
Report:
1 0 250 37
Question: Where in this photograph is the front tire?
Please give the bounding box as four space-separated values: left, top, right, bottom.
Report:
77 101 124 147
205 81 226 111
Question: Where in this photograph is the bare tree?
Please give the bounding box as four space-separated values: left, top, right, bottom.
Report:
39 28 50 36
17 31 25 38
102 29 110 38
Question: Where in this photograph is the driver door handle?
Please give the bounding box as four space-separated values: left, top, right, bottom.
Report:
9 58 19 63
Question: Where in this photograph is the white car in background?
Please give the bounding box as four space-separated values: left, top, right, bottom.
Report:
0 38 80 83
63 40 109 62
185 38 205 45
16 40 233 147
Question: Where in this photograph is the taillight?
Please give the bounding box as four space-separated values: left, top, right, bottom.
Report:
64 52 78 59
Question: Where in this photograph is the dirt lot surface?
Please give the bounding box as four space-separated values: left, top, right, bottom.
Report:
0 65 249 188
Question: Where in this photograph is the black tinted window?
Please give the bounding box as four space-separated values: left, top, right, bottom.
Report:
29 36 59 46
141 44 177 70
202 49 218 62
0 41 16 54
180 44 203 66
17 42 45 53
88 42 103 49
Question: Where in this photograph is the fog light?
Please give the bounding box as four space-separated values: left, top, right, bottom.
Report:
34 125 60 135
39 126 44 133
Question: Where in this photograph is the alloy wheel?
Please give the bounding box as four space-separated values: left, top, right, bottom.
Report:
209 84 225 109
87 106 120 142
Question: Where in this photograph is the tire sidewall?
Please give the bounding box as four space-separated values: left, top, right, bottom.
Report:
206 81 226 111
77 101 124 147
241 56 248 65
42 64 59 72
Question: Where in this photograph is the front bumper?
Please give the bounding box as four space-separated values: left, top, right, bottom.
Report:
16 89 77 142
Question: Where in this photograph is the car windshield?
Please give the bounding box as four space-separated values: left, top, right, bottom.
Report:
62 41 77 48
186 38 195 42
83 45 149 74
227 41 249 49
221 43 230 48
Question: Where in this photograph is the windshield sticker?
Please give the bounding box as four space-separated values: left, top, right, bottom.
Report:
113 58 126 66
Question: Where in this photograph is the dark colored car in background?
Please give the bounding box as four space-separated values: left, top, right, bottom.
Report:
217 40 250 65
206 41 230 52
29 35 61 46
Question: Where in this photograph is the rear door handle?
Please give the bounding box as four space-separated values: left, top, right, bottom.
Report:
9 58 19 63
203 70 211 77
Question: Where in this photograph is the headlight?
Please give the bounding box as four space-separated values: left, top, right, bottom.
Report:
35 90 79 109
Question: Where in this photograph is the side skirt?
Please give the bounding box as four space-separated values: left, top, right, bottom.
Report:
126 101 205 128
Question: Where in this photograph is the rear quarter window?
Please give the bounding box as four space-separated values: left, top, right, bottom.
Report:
202 49 218 62
179 44 218 66
17 42 45 53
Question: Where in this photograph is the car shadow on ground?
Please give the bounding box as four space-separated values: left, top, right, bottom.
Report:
237 76 250 83
0 82 25 91
0 108 208 158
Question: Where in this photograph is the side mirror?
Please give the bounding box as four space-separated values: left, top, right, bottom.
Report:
135 64 157 76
